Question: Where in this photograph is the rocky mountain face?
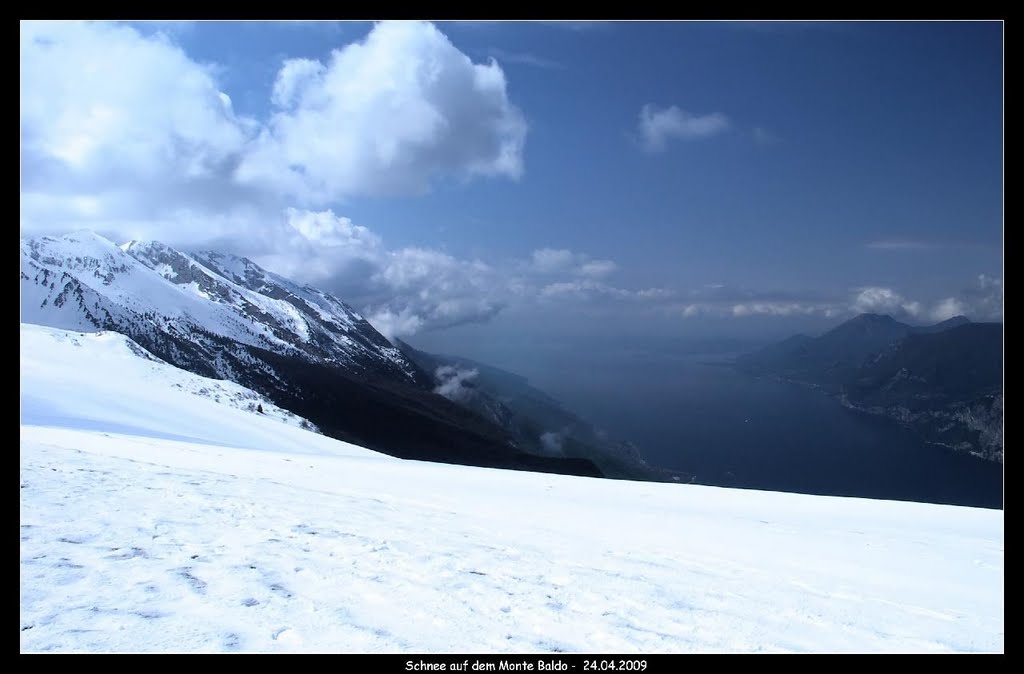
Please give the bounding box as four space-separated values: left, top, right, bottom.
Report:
737 314 1003 462
20 232 602 478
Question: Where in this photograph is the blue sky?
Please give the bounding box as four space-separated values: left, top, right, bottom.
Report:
20 20 1003 348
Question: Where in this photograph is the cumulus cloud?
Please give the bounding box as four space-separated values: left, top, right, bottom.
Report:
270 58 325 108
239 209 508 339
365 309 425 342
238 20 527 201
21 22 250 176
847 278 1003 325
21 20 527 240
364 248 506 335
285 207 381 248
20 21 262 241
637 104 729 153
433 365 479 402
850 287 923 319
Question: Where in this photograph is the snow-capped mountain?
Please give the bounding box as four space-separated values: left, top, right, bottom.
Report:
20 231 601 477
21 231 421 385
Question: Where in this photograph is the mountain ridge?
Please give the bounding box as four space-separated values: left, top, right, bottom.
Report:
20 231 602 478
737 313 1003 462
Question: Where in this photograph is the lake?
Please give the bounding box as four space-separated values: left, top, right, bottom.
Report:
516 346 1003 509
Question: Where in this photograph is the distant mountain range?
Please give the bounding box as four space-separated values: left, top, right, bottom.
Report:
736 313 1003 462
20 232 607 478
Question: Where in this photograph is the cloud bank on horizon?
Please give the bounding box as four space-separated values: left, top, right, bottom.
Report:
20 20 1002 337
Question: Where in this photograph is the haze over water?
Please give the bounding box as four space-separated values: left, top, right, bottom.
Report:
465 337 1003 510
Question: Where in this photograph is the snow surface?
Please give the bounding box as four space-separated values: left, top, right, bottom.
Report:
20 324 327 451
20 324 1004 653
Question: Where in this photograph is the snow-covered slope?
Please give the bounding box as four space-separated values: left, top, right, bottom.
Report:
20 324 1004 653
19 323 362 457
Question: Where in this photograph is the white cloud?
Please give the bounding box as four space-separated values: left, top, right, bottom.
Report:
929 298 967 322
529 248 576 273
20 22 248 176
237 20 527 202
637 104 729 153
270 58 325 108
540 276 1004 326
577 259 618 278
541 280 626 299
284 207 381 248
20 21 262 240
237 208 382 286
670 284 840 319
851 287 923 319
361 248 506 336
676 300 837 319
731 302 828 317
849 281 1002 324
243 210 507 339
527 248 617 278
636 287 676 300
539 280 669 302
433 365 479 401
21 20 527 242
539 430 566 455
366 308 425 342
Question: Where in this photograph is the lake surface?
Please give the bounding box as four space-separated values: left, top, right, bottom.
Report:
518 347 1003 509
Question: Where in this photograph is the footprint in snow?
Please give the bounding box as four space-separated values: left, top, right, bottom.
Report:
272 627 302 646
178 568 208 595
